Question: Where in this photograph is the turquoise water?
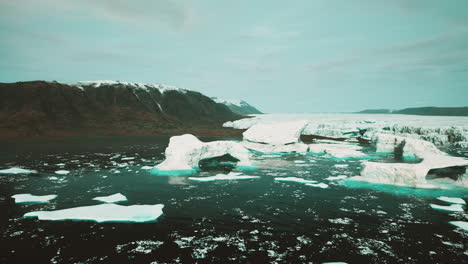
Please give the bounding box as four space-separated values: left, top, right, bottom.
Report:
0 135 467 263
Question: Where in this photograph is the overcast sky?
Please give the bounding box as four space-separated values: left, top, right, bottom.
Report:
1 0 467 113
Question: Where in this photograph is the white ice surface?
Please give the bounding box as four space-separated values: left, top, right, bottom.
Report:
449 221 468 231
0 167 37 174
188 172 259 182
24 203 164 222
55 170 70 175
308 143 368 158
274 177 317 184
12 193 57 203
325 175 348 181
437 196 466 205
93 193 128 203
429 203 465 212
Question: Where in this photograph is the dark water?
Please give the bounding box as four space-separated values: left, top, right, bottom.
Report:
0 135 467 264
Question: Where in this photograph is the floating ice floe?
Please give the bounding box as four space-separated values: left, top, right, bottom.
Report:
141 166 153 170
321 262 349 264
351 133 468 188
429 203 464 212
325 175 348 181
93 193 128 203
55 170 70 175
274 177 317 184
12 193 57 203
153 134 252 175
241 120 309 153
449 221 468 231
437 196 466 205
308 143 369 159
24 203 164 223
188 172 260 182
0 167 37 174
121 157 135 161
305 183 329 188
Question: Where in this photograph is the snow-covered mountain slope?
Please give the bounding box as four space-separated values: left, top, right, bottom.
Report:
223 114 468 148
0 80 241 137
212 98 262 115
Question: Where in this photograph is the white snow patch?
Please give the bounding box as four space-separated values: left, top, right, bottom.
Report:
12 193 57 203
93 193 128 203
24 203 164 223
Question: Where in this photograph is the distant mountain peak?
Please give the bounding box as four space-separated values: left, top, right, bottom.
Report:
212 97 262 115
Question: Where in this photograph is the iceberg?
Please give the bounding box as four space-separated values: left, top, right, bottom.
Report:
24 203 164 223
0 167 37 174
305 183 329 188
243 120 308 145
188 172 260 182
449 221 468 231
274 177 317 184
354 134 468 188
429 203 464 212
55 170 70 175
93 193 128 203
437 196 466 205
241 121 309 154
12 193 57 203
153 134 252 175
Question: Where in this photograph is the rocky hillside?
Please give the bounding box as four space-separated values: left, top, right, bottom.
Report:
0 81 242 137
212 98 262 115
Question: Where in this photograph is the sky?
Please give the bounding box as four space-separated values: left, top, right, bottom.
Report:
0 0 467 113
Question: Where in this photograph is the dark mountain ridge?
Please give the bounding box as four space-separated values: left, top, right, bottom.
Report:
0 81 242 137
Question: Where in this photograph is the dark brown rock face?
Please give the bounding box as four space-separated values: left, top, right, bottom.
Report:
0 81 241 137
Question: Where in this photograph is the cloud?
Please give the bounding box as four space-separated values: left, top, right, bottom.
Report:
240 25 300 39
0 0 196 30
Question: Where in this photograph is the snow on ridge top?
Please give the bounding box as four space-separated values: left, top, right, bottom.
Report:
213 98 244 107
68 80 188 93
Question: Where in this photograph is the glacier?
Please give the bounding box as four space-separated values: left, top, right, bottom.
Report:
223 114 468 148
24 203 164 223
152 134 253 175
12 194 57 203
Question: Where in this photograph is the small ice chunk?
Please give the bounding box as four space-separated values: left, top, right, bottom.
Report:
56 163 66 167
121 157 135 161
114 170 121 174
0 167 37 174
437 197 466 205
325 175 348 181
55 170 70 175
93 193 127 203
188 172 259 182
305 183 329 188
334 164 348 168
430 203 464 212
12 193 57 203
141 166 153 170
274 177 317 184
321 262 348 264
449 221 468 231
294 160 306 164
24 203 164 223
